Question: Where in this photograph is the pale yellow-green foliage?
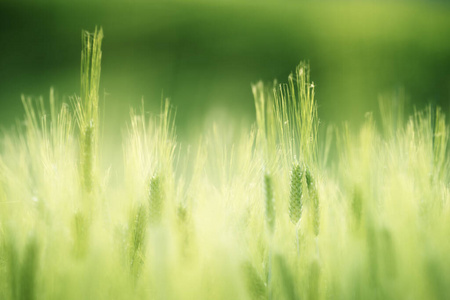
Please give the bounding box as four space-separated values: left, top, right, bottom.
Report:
0 29 450 300
123 99 176 224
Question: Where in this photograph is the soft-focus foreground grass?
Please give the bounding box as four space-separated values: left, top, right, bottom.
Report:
1 28 450 300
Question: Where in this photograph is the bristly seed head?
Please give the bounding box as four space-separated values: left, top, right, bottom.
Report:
289 163 303 224
128 203 147 277
264 172 275 233
81 122 94 193
305 169 320 236
148 174 163 225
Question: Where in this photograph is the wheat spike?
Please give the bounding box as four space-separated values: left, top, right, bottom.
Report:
264 173 275 233
148 175 163 224
289 164 303 224
305 169 320 236
81 122 93 193
77 28 103 195
129 204 147 277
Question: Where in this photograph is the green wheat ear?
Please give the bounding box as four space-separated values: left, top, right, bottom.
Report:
289 164 303 224
176 203 192 258
128 204 148 277
148 174 163 225
242 261 267 300
264 173 275 233
77 27 103 195
305 169 320 236
81 122 94 193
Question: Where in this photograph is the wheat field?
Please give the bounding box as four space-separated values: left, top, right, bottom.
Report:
0 28 449 300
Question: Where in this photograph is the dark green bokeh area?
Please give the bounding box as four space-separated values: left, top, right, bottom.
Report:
1 1 450 140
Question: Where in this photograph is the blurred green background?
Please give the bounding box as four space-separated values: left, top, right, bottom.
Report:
1 0 450 141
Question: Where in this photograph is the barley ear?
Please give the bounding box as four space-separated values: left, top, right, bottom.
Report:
289 164 303 224
264 173 275 233
176 203 192 258
128 204 148 277
78 27 103 195
305 169 320 236
148 174 163 225
81 122 94 193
